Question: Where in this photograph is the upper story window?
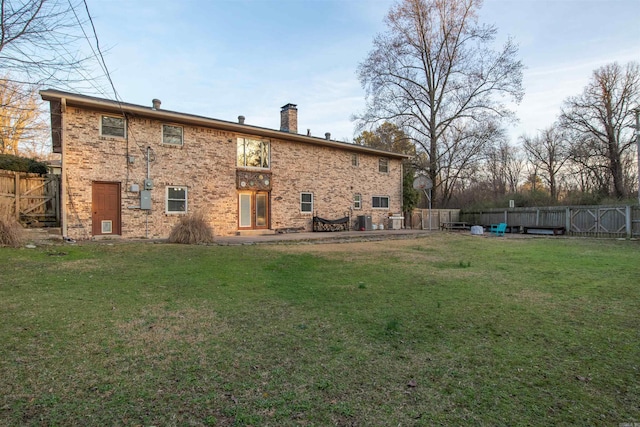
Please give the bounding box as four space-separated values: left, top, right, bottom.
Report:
378 157 389 173
351 153 359 167
166 186 187 213
163 124 183 146
237 137 270 168
100 115 125 138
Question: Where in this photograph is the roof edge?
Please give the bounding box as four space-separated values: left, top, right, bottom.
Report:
39 89 410 159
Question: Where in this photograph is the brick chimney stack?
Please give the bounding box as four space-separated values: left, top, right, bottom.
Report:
280 103 298 134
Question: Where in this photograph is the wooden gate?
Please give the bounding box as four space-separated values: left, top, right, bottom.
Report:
570 206 628 237
0 171 60 227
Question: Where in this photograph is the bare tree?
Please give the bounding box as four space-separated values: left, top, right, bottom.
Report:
356 0 523 206
484 138 523 197
0 0 108 157
0 0 99 89
520 125 570 201
560 61 640 199
0 77 47 155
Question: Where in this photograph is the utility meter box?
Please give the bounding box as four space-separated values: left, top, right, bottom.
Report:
143 178 154 190
140 190 152 210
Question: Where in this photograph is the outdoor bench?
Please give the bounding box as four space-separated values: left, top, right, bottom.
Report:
523 226 566 235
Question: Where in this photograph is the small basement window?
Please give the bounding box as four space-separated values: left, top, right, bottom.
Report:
163 124 183 146
100 115 126 138
166 186 187 213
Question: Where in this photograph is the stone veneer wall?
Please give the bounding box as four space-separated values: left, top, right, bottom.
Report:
61 107 403 239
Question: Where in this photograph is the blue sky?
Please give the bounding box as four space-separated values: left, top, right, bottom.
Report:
82 0 639 143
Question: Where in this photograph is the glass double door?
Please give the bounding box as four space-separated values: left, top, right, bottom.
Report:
239 191 269 229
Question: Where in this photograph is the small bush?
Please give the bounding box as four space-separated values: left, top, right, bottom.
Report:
168 211 214 244
0 198 23 247
0 154 48 174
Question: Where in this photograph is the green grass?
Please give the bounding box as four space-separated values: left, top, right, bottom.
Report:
1 235 639 426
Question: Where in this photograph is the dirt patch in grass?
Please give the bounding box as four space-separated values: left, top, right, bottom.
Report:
270 238 442 261
513 289 554 304
117 305 228 352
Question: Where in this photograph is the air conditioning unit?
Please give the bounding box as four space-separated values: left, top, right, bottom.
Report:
357 215 372 231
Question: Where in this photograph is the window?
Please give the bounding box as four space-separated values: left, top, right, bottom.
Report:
378 157 389 173
166 186 187 213
353 193 362 209
237 138 270 168
351 153 359 167
300 192 313 213
163 124 183 146
101 115 125 138
372 196 389 209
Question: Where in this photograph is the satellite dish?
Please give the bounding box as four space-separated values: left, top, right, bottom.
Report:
412 175 433 190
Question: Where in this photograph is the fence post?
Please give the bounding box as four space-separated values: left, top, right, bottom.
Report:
626 205 632 239
565 207 571 235
14 172 20 221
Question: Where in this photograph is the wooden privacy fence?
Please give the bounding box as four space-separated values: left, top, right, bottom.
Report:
460 205 640 238
408 209 461 230
0 171 60 227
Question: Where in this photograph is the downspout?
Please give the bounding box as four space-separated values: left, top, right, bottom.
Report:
146 146 151 239
60 98 68 238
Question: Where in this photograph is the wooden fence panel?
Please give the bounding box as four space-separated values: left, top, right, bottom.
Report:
0 171 59 226
461 205 640 238
410 209 461 229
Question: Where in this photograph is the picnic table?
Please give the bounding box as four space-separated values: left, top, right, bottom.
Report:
441 221 470 231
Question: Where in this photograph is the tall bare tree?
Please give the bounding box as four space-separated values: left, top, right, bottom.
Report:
0 0 96 88
0 0 107 157
560 61 640 199
356 0 523 206
520 125 570 201
485 138 523 196
0 77 46 155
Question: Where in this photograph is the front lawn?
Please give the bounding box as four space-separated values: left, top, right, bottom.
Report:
1 235 638 426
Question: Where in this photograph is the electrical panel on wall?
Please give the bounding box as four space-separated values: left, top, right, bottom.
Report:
140 190 151 210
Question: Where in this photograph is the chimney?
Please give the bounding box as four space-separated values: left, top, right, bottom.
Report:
280 103 298 133
152 99 161 110
325 132 331 140
238 115 245 124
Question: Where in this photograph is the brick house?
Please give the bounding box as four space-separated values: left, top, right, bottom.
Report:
40 89 408 239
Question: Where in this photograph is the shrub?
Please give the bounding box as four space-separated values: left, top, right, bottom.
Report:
168 211 214 244
0 154 48 174
0 198 23 247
